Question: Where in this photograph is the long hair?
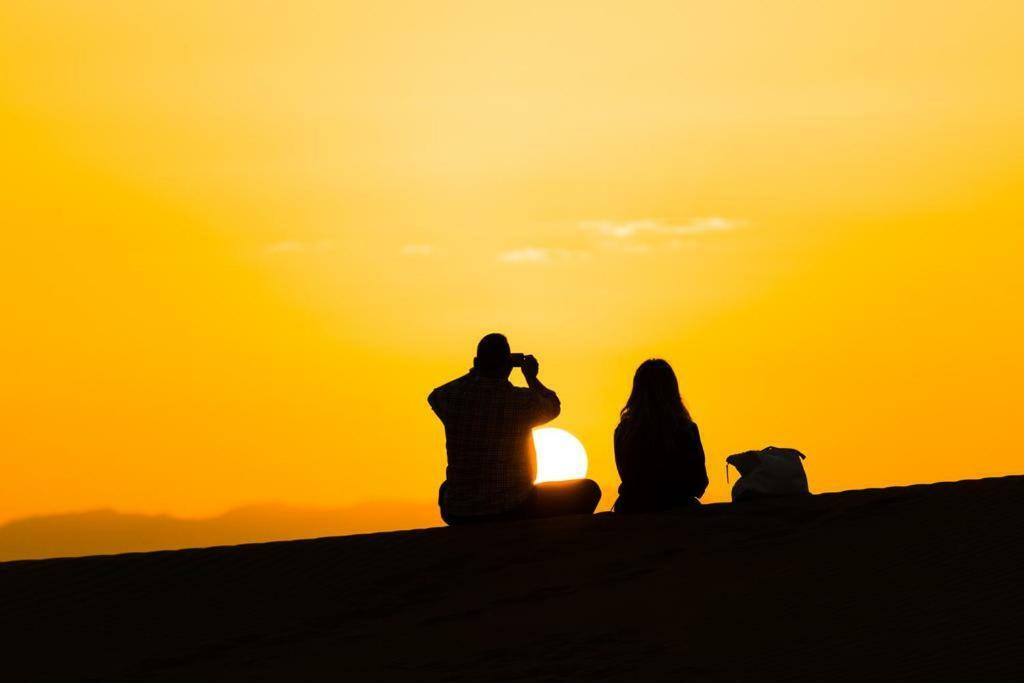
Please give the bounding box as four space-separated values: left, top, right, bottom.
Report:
620 359 692 430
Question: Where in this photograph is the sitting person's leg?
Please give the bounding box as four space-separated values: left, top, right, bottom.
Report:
441 480 601 525
613 492 700 514
518 479 602 519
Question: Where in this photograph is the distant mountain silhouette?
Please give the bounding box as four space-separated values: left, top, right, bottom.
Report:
0 501 440 562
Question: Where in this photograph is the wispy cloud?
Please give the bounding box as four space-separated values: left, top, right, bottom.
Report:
498 247 590 264
579 217 744 239
400 243 435 257
497 217 742 264
265 240 334 255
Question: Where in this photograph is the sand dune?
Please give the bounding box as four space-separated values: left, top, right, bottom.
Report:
1 476 1022 681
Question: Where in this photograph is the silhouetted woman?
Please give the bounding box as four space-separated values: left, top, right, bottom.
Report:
613 359 709 513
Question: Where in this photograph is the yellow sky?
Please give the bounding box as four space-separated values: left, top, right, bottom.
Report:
2 1 1022 524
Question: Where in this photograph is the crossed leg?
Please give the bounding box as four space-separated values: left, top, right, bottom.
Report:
440 478 602 526
515 478 602 520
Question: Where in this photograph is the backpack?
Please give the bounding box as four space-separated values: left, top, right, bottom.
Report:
726 447 810 502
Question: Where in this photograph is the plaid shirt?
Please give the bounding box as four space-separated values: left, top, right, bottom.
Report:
429 371 561 518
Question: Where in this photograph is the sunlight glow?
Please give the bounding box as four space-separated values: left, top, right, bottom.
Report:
1 0 1022 531
533 428 589 483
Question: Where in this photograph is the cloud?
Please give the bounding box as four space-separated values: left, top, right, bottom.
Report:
496 217 741 264
499 247 549 263
400 243 435 256
265 240 334 255
579 217 744 240
498 247 590 264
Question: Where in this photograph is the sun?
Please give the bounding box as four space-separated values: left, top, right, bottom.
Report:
533 428 589 483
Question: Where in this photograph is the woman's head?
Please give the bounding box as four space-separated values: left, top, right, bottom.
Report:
621 359 692 424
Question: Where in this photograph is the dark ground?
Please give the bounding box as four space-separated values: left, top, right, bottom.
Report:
2 476 1022 682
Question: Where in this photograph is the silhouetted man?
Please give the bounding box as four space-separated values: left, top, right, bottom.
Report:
429 333 602 525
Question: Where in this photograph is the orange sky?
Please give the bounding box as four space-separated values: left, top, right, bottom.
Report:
2 1 1023 525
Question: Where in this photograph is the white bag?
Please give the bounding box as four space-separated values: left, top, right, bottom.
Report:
726 447 809 502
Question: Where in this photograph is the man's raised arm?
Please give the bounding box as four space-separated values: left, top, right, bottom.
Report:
521 354 561 425
427 387 444 419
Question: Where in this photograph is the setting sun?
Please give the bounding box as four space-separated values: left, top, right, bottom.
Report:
534 428 589 484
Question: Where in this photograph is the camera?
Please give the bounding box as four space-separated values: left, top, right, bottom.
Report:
509 353 527 367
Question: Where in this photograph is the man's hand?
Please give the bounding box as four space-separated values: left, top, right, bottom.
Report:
521 354 539 381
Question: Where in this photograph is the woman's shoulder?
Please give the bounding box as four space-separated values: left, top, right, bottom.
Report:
614 416 637 442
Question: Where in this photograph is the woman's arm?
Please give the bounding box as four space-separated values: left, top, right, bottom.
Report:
613 423 636 483
684 423 710 499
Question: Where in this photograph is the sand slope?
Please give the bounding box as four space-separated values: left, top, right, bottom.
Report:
2 476 1022 681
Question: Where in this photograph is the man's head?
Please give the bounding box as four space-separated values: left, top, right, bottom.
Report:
474 333 513 378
